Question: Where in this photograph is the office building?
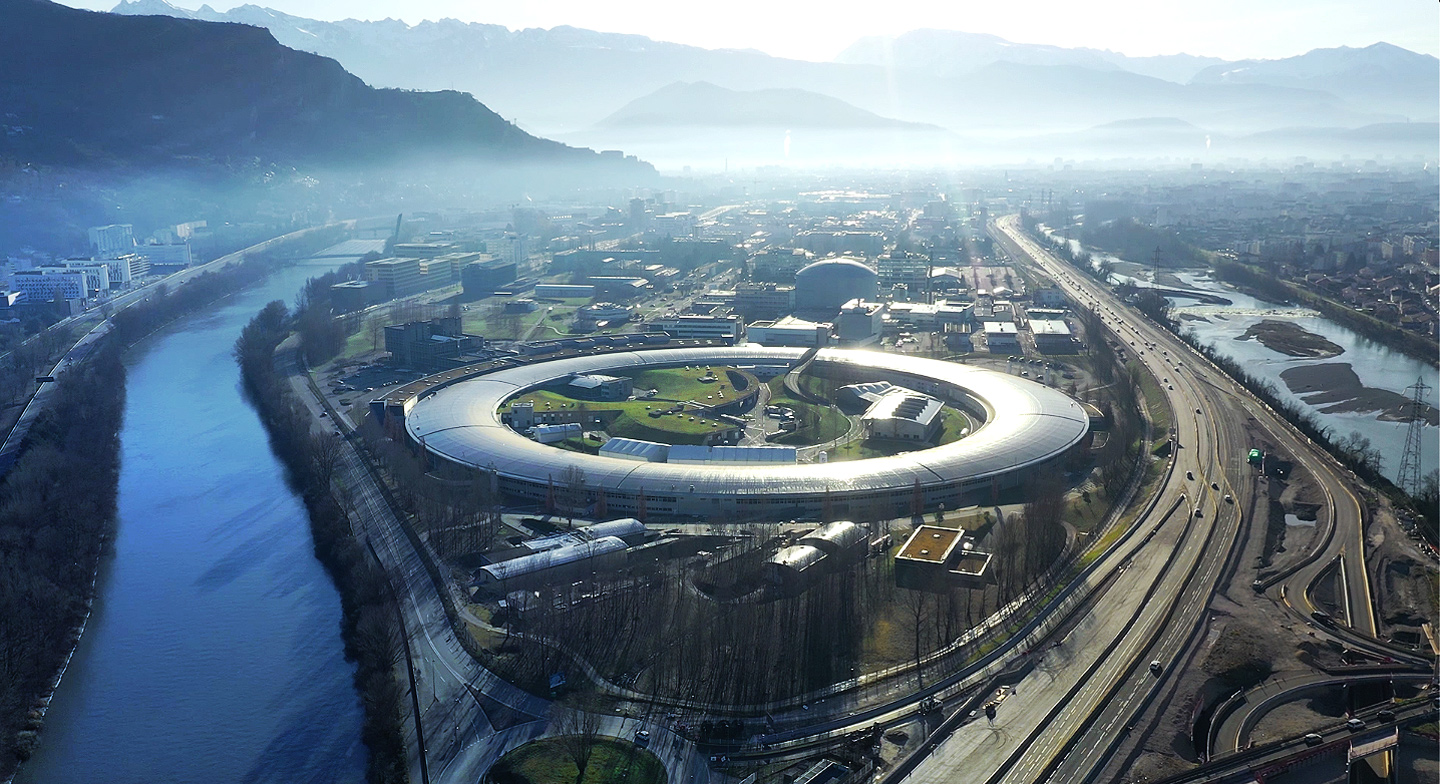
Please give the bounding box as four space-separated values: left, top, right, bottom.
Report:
650 313 743 342
88 224 135 257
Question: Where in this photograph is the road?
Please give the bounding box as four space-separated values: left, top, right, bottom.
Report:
966 214 1386 783
286 343 712 784
893 216 1240 784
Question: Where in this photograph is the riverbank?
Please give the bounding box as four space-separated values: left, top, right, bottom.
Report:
3 225 354 784
236 302 407 784
1236 320 1344 359
1279 363 1439 426
1212 259 1438 369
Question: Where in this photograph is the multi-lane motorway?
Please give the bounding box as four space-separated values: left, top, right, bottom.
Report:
887 213 1401 784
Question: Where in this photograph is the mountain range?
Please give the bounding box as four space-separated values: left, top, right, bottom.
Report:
108 0 1440 149
595 82 936 130
1 0 651 177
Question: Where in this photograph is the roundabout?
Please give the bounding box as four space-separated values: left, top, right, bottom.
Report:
392 346 1090 522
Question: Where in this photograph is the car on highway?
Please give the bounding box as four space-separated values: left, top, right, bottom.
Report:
1186 471 1194 480
1346 718 1366 731
1378 709 1395 721
1195 508 1203 518
1149 660 1162 675
1224 494 1233 504
635 729 651 745
1195 408 1202 415
1211 482 1220 490
1304 733 1324 746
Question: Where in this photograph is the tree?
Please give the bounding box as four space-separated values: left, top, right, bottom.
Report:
554 699 604 784
559 464 587 527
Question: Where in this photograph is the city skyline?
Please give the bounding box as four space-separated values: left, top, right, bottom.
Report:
57 0 1440 62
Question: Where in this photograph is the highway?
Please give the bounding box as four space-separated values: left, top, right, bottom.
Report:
887 214 1390 784
887 217 1249 784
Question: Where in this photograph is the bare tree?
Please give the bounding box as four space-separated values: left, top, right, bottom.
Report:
559 464 587 527
553 698 605 784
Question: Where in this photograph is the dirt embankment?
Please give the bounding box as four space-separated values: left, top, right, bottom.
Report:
1280 363 1440 425
1235 319 1344 359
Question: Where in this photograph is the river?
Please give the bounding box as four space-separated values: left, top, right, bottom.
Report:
1045 229 1439 484
16 258 366 784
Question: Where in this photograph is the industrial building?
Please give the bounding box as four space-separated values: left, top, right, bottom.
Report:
860 387 945 442
387 347 1090 522
894 525 992 590
1030 319 1075 353
794 258 878 313
533 423 583 443
535 283 596 299
834 299 886 346
564 374 633 401
668 445 797 464
762 521 869 593
330 280 382 312
597 439 796 465
473 519 653 593
746 316 834 347
983 322 1020 353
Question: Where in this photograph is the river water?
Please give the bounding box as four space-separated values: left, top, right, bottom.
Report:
1045 229 1439 483
16 259 366 784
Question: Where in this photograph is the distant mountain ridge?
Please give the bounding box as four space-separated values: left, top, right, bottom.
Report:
1190 43 1438 116
595 82 936 129
3 0 650 175
103 0 1438 164
834 28 1230 83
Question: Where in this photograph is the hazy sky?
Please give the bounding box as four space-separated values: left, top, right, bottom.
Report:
64 0 1439 61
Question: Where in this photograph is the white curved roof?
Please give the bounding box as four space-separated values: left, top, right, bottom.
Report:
406 347 1089 497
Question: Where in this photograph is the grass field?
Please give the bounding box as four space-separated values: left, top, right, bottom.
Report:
503 389 730 445
619 365 740 403
488 738 666 784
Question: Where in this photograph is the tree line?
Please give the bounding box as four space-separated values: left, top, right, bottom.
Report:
235 300 408 784
0 341 124 776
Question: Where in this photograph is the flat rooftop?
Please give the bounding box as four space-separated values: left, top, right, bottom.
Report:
897 525 964 564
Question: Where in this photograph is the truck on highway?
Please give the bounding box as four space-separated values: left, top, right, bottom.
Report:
1247 448 1263 465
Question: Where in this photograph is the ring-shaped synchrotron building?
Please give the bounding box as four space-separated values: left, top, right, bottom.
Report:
394 347 1090 522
